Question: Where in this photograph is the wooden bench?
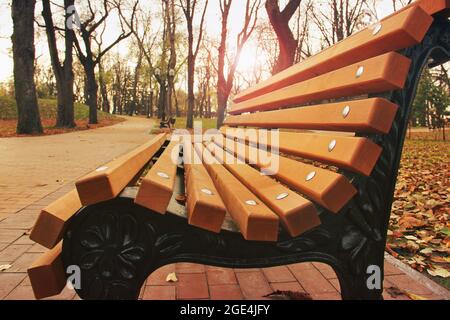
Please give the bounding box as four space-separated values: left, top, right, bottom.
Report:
160 116 176 129
27 0 449 300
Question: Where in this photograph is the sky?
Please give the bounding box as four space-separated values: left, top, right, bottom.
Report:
0 0 395 84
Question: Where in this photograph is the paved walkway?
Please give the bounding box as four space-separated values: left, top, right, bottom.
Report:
0 117 447 300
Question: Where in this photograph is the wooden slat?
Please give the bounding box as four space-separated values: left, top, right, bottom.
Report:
230 52 411 115
204 142 320 237
233 6 431 103
212 136 357 213
76 133 167 206
183 141 227 233
30 189 82 249
225 97 399 134
220 128 382 176
399 0 450 17
135 140 180 214
28 242 66 300
194 143 279 241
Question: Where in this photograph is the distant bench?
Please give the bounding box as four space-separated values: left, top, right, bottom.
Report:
27 0 449 300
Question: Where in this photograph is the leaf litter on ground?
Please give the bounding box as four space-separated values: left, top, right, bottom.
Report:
388 139 449 281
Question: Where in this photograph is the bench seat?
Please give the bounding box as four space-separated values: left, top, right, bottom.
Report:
27 0 450 300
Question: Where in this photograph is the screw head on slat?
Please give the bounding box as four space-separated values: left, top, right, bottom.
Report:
328 139 337 152
201 188 214 195
157 172 169 179
372 23 382 35
245 200 258 206
276 192 289 200
306 171 316 181
96 166 108 172
342 105 351 118
356 66 364 78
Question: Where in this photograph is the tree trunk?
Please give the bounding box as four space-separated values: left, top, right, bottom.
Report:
187 53 195 128
56 77 75 127
11 0 43 134
216 91 227 129
158 82 167 119
98 62 110 113
265 0 301 74
85 62 98 124
42 0 75 128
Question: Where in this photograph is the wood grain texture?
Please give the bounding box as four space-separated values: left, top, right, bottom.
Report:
30 189 82 249
76 133 167 206
135 140 180 214
27 242 66 299
233 6 431 103
230 52 411 115
204 142 320 237
220 128 382 176
225 98 399 134
183 142 227 233
212 136 357 213
194 143 279 241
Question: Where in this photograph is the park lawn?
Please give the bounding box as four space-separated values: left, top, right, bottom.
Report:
172 117 217 130
0 96 123 137
150 116 217 134
388 131 450 289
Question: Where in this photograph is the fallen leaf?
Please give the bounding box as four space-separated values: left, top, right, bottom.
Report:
427 267 450 278
386 286 406 298
0 264 12 272
430 256 448 263
420 248 433 255
264 290 312 300
398 216 426 229
405 293 428 300
166 272 178 282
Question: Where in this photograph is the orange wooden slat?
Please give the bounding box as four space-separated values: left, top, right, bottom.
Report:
233 6 431 103
28 242 66 300
76 133 167 206
220 128 382 176
135 140 180 214
212 136 357 213
194 143 279 241
183 142 227 233
30 189 82 249
397 0 450 17
225 97 399 134
230 52 411 115
204 142 320 237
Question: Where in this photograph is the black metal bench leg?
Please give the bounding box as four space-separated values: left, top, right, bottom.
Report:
335 240 384 300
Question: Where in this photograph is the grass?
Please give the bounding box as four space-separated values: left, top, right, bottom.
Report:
149 116 217 134
172 117 217 130
0 96 123 137
0 95 116 121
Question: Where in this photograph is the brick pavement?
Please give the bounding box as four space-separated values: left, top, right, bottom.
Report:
0 117 447 300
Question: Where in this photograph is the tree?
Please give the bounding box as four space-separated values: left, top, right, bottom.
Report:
73 1 136 124
265 0 301 74
41 0 76 128
11 0 43 134
311 0 372 47
392 0 413 11
180 0 208 128
216 0 261 128
412 67 450 140
119 1 173 119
